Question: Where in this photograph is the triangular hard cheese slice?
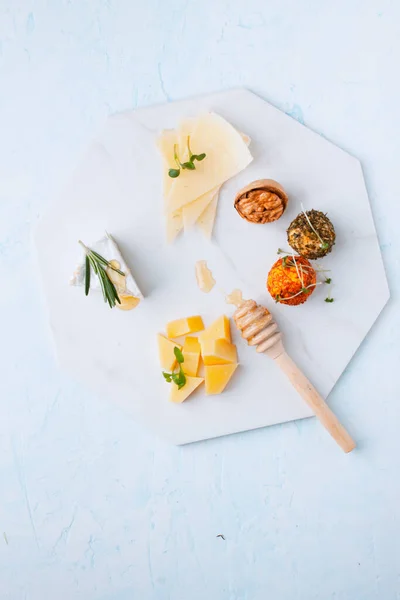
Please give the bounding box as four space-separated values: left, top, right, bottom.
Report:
199 315 231 343
182 187 219 230
205 364 238 395
158 334 182 372
197 192 219 238
166 209 183 243
158 128 208 241
166 113 253 212
195 131 249 238
200 339 237 365
170 376 204 403
182 337 201 376
158 118 198 203
157 130 177 199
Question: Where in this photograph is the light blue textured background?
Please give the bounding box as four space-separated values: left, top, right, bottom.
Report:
1 1 399 599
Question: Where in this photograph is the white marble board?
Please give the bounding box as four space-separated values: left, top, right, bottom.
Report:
35 89 389 444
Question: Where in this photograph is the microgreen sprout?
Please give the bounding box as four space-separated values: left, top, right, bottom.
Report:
162 346 187 390
168 136 206 178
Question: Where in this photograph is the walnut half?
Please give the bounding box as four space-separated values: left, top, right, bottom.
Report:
234 179 288 224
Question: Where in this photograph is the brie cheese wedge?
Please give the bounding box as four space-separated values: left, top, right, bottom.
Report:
70 233 143 310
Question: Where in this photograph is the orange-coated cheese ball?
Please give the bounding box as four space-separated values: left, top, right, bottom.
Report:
267 256 317 306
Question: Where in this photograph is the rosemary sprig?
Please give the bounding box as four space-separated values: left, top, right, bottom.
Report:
79 240 125 308
168 136 206 178
85 255 90 296
162 346 187 390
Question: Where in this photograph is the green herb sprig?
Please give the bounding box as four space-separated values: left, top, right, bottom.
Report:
79 240 125 308
162 346 187 390
168 136 206 178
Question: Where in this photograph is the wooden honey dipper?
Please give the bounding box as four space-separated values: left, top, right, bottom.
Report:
233 299 356 453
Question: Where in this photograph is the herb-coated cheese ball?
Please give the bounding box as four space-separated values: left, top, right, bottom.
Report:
287 210 335 259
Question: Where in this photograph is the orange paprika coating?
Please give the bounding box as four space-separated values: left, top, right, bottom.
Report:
267 256 317 306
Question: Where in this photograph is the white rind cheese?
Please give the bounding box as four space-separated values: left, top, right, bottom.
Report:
70 233 143 300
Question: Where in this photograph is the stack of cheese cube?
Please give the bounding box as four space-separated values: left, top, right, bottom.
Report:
157 113 253 242
157 314 239 403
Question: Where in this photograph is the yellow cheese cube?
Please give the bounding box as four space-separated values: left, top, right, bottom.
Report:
169 376 204 403
199 315 231 343
157 334 182 371
182 337 201 376
183 336 200 353
200 338 237 366
205 364 238 395
166 315 204 338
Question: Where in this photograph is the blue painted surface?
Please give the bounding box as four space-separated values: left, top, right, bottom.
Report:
0 1 399 599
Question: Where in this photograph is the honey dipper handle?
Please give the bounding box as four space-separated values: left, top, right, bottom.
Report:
275 352 356 453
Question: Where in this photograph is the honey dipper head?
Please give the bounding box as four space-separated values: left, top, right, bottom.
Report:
233 300 282 355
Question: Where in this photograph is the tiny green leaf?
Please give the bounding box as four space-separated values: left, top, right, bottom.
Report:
325 277 332 284
301 287 310 294
176 367 186 389
163 350 187 390
174 346 184 363
170 139 205 178
321 242 329 250
325 297 334 303
182 161 196 170
282 256 288 268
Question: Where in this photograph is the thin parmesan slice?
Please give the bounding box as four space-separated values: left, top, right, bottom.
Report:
197 191 219 238
182 187 219 230
157 129 188 199
166 113 253 212
194 131 250 238
157 130 177 199
166 209 183 243
158 131 184 242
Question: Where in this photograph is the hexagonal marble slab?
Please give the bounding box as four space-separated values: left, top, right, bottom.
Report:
36 89 389 444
